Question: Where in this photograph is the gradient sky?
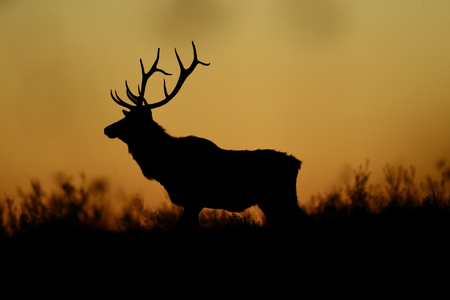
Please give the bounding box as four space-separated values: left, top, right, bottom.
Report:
1 0 449 210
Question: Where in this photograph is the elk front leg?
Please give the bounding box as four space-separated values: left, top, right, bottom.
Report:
175 206 203 231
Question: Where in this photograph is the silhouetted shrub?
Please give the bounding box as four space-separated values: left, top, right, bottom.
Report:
309 160 450 235
1 173 114 237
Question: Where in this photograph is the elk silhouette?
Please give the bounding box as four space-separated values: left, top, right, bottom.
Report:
104 42 311 230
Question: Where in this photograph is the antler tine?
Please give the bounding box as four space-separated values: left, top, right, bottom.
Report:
148 41 210 109
110 90 134 110
173 42 210 73
191 41 211 67
125 80 140 105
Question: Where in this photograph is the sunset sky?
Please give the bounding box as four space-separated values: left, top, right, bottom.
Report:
1 0 449 211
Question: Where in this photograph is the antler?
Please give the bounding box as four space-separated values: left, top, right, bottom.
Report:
110 42 209 110
147 41 210 109
110 48 171 109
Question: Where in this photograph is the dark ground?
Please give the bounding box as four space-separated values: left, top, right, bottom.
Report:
2 213 448 297
2 163 450 296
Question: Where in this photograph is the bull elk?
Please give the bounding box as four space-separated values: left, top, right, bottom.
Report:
104 42 311 230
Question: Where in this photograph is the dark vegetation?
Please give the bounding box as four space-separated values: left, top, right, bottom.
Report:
2 161 449 290
3 161 449 237
309 160 450 230
0 172 262 238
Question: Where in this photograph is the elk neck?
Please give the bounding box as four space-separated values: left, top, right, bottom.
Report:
124 120 177 180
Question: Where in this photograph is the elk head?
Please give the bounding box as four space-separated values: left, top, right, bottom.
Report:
104 42 209 143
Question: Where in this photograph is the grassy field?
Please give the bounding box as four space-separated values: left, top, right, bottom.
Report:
2 161 449 293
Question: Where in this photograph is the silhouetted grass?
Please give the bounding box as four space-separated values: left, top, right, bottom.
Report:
0 172 264 239
2 162 449 292
308 160 450 232
2 161 450 238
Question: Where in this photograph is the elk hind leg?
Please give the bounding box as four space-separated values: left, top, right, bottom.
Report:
258 200 313 230
257 202 285 229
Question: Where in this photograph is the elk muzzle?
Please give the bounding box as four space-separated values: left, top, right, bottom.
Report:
104 120 123 139
104 125 116 139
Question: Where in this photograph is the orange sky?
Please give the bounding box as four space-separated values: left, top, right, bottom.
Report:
1 0 449 210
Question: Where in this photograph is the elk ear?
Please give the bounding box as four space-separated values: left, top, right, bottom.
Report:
122 110 130 117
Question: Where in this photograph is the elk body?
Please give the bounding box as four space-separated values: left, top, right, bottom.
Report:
104 42 311 230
